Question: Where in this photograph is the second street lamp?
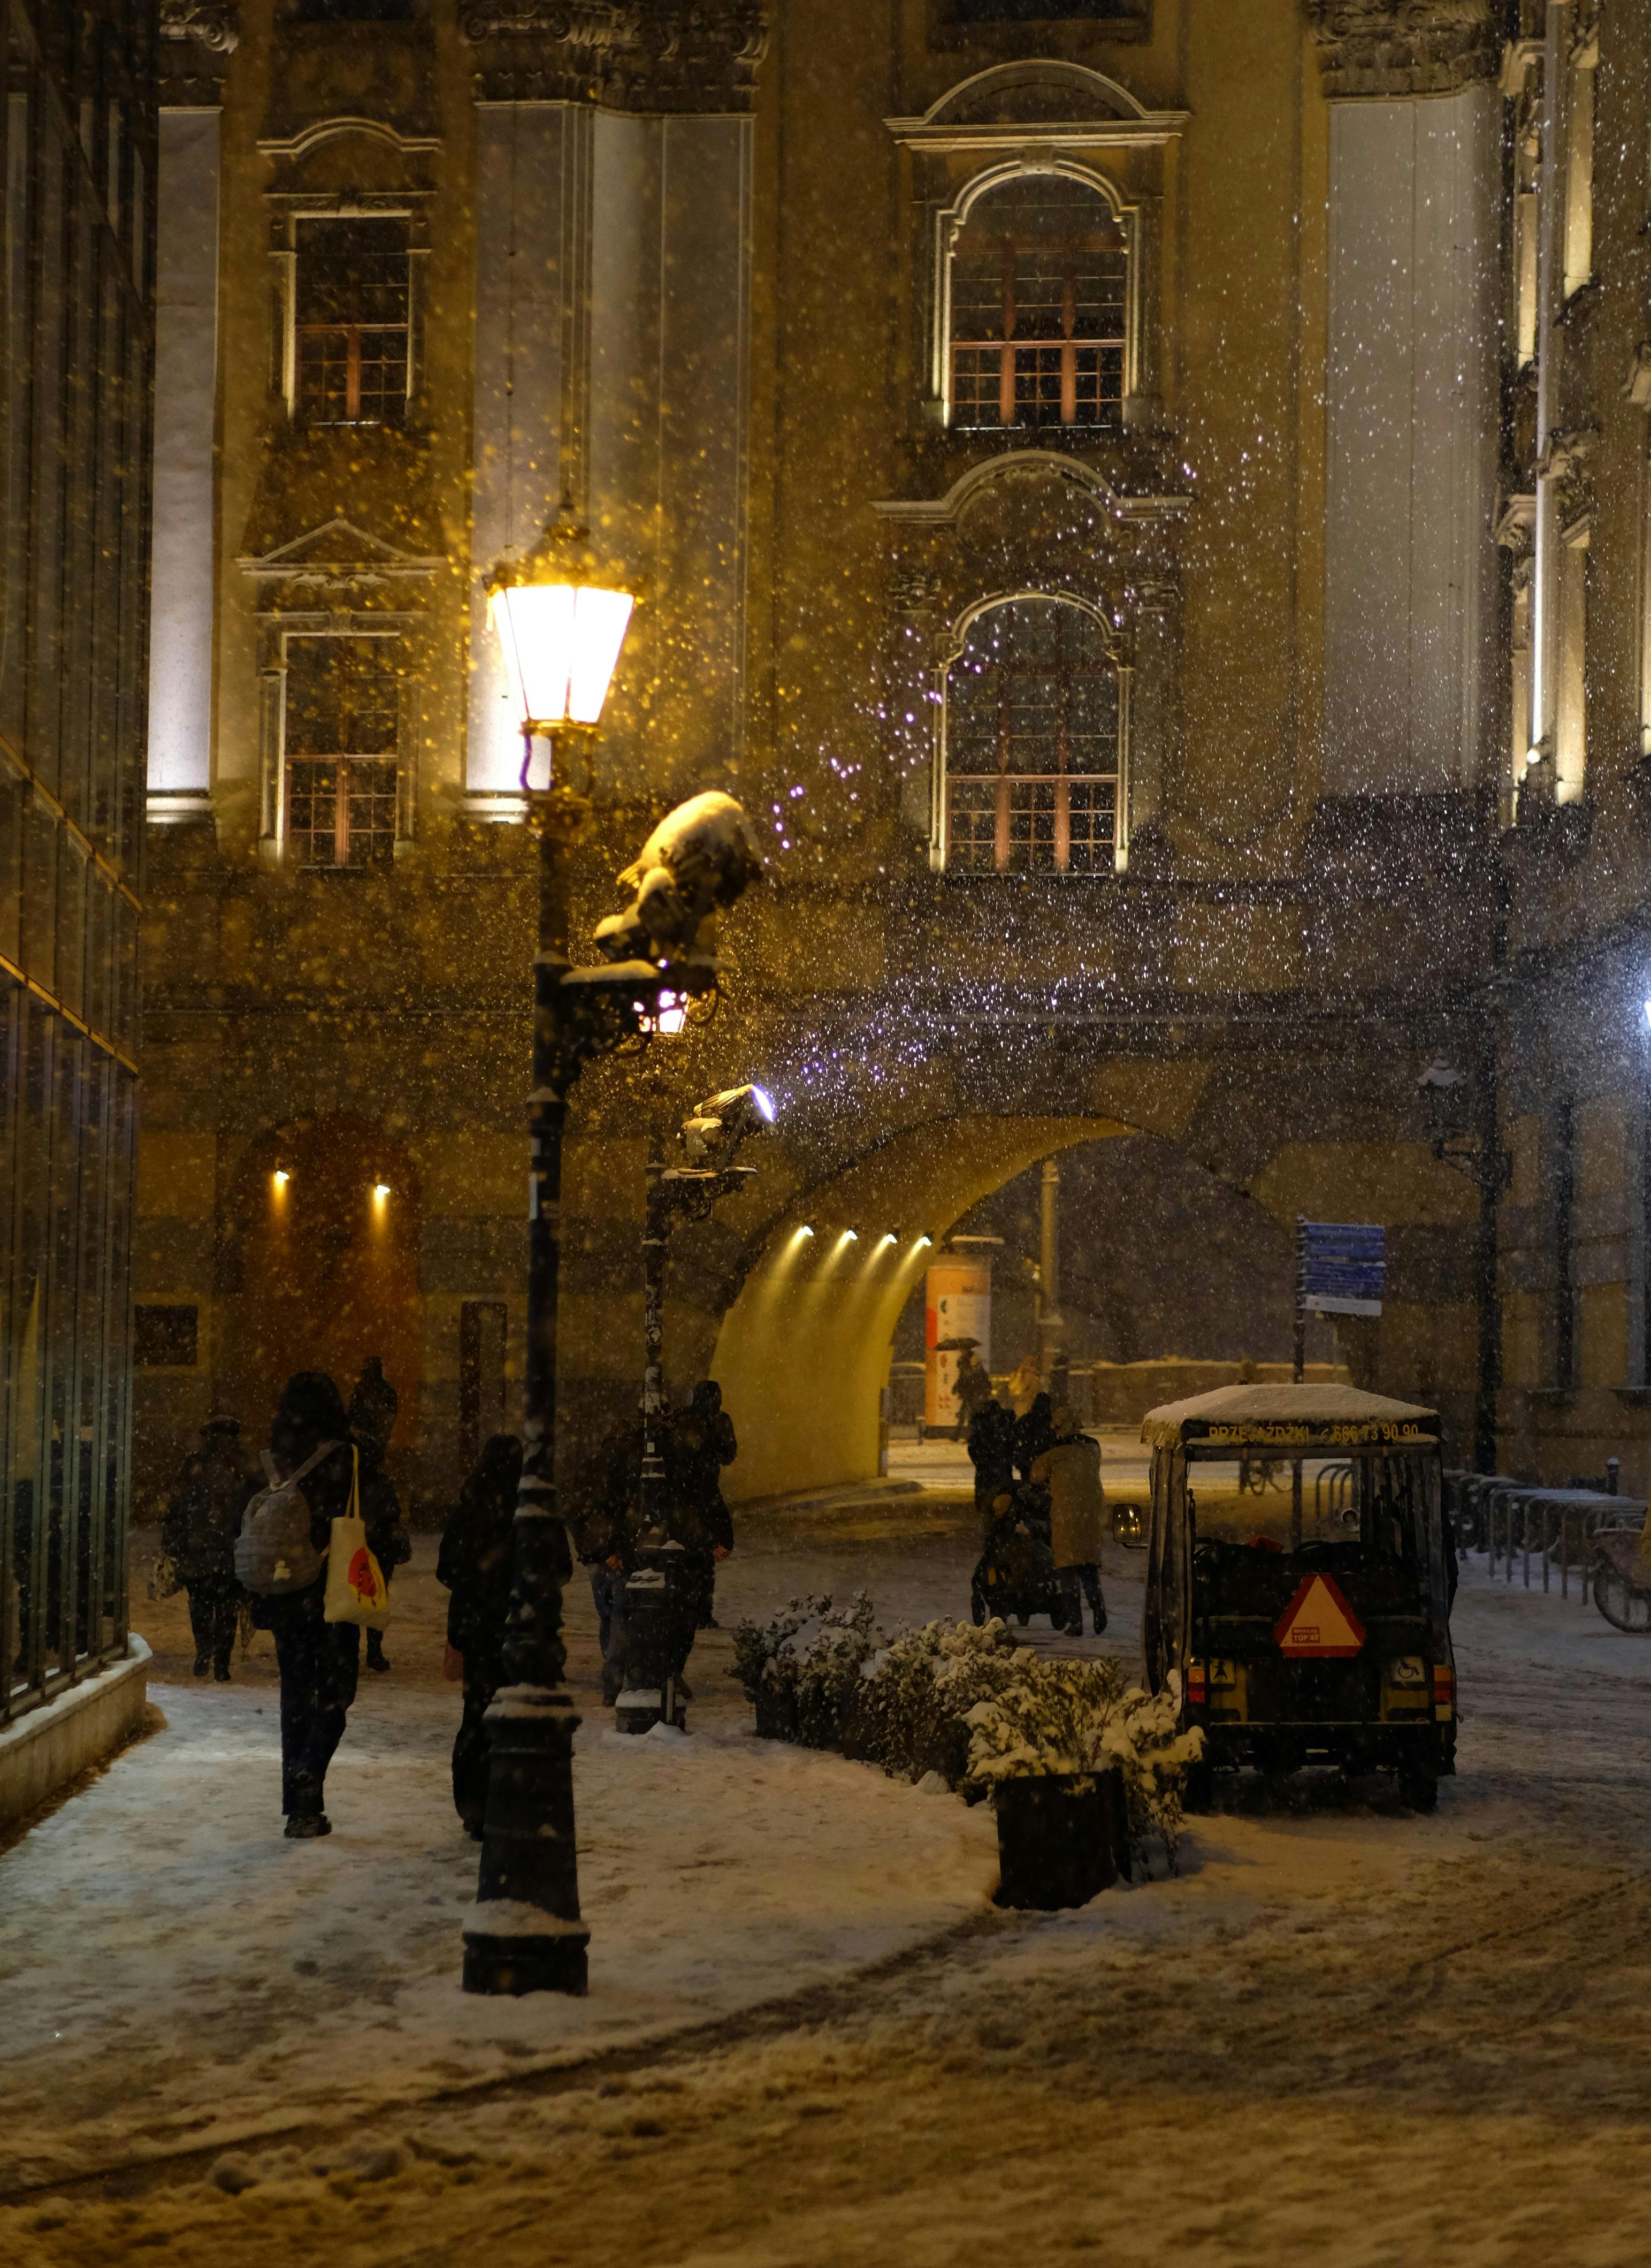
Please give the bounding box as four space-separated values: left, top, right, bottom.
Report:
462 500 761 1997
615 1086 776 1734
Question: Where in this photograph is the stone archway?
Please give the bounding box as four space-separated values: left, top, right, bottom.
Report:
705 1106 1481 1506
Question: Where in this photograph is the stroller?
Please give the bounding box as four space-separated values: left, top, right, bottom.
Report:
970 1481 1076 1632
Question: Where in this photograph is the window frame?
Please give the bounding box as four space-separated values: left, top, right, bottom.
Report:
930 591 1129 877
270 626 410 872
932 162 1140 435
269 199 426 425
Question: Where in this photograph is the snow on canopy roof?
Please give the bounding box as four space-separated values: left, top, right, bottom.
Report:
1140 1384 1440 1449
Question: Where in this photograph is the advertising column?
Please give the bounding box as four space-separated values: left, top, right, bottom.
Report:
924 1251 993 1435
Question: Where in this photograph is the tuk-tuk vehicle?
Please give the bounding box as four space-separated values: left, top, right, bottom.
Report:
1141 1386 1456 1812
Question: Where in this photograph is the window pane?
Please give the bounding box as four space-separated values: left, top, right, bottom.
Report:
295 216 410 426
943 599 1119 876
951 173 1126 430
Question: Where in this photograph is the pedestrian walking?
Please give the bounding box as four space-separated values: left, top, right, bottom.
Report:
966 1396 1016 1534
349 1358 409 1674
1014 1390 1057 1479
436 1433 521 1839
238 1371 361 1839
161 1418 260 1680
666 1380 737 1629
1032 1405 1108 1637
950 1343 992 1432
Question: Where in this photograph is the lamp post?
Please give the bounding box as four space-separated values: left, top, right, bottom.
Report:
462 501 757 1996
615 1085 775 1731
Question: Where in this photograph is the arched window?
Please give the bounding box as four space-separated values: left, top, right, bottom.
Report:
949 174 1126 431
943 598 1120 874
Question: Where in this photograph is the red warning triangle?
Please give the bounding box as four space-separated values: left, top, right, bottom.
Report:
1274 1573 1366 1659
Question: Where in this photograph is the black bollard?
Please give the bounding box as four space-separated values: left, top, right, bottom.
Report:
615 1536 695 1734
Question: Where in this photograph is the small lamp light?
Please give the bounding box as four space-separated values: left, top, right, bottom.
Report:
373 1182 391 1201
273 1168 290 1189
487 496 636 758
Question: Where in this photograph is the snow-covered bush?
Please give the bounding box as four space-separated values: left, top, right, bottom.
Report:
732 1593 884 1749
965 1660 1204 1873
854 1617 1024 1785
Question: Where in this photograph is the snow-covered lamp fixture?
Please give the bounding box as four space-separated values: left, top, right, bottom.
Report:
487 494 636 759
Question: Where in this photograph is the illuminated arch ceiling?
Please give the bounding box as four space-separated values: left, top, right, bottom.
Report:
709 1099 1478 1506
713 1113 1126 1503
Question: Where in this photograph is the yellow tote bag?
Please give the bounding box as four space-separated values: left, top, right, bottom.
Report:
323 1448 391 1631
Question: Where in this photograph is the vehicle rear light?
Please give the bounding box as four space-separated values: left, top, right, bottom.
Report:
1432 1664 1453 1718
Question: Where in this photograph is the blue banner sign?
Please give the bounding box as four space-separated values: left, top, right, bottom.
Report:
1298 1221 1385 1317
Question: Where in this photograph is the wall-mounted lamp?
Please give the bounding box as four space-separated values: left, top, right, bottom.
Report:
373 1182 392 1201
273 1169 291 1189
916 1234 932 1248
798 1223 815 1238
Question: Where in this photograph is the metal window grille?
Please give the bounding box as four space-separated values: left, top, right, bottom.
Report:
284 638 401 869
944 598 1119 875
950 175 1126 431
295 216 410 426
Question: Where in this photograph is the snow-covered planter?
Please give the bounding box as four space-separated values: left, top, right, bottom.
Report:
854 1617 1025 1787
965 1660 1204 1877
732 1594 884 1751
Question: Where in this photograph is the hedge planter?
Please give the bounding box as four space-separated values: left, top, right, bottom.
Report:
992 1767 1130 1911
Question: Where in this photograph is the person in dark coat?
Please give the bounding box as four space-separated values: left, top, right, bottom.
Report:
967 1396 1017 1536
247 1372 361 1839
666 1380 737 1629
162 1418 260 1680
348 1358 408 1673
1014 1391 1057 1481
436 1433 521 1838
951 1344 992 1432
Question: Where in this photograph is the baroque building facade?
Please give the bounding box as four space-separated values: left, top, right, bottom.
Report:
140 0 1581 1516
2 0 156 1733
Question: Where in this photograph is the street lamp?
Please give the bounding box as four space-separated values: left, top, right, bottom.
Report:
618 1085 776 1735
462 502 761 1998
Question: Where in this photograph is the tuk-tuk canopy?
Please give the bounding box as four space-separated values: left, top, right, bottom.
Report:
1140 1383 1440 1453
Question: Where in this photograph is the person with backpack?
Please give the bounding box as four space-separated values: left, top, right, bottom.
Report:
234 1372 361 1840
437 1434 521 1838
160 1418 260 1680
348 1358 410 1675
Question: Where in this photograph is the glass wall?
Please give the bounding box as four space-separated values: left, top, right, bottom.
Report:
0 0 154 1724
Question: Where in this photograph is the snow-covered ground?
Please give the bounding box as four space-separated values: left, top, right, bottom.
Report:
5 1491 1651 2265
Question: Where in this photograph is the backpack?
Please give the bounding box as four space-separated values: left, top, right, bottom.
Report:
233 1440 341 1597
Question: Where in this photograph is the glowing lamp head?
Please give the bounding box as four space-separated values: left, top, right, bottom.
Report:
373 1183 391 1201
751 1085 776 1123
487 497 636 736
799 1223 815 1239
273 1168 290 1189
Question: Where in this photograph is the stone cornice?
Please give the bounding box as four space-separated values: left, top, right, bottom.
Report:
159 0 238 105
1305 2 1501 99
465 0 766 114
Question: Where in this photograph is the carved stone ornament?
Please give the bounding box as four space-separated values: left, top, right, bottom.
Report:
160 0 239 49
160 0 238 103
1305 2 1501 98
465 0 766 113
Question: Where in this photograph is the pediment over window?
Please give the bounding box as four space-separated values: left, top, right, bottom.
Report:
238 517 446 581
888 60 1188 148
874 450 1190 532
